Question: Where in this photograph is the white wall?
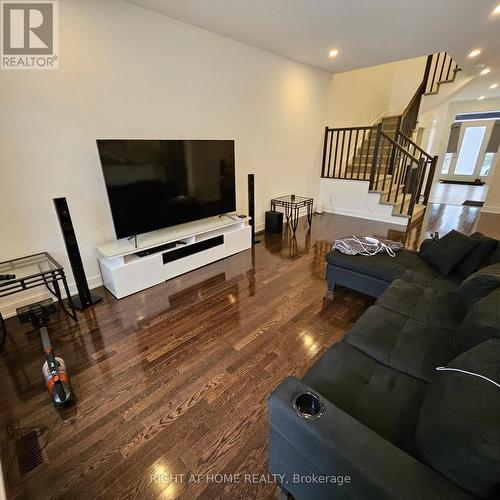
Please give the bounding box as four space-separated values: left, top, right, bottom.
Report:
0 0 331 315
319 178 407 226
419 71 474 117
418 100 450 153
326 56 426 127
484 165 500 214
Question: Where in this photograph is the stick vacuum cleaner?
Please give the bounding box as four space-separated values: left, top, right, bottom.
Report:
16 299 72 406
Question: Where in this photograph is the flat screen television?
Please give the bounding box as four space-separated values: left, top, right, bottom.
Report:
97 139 236 239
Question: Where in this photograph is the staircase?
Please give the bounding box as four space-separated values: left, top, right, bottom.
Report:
424 52 461 95
321 52 462 226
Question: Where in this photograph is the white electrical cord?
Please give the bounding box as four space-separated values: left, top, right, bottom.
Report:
332 236 398 257
436 367 500 389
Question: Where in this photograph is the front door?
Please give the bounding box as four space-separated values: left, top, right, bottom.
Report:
441 120 495 182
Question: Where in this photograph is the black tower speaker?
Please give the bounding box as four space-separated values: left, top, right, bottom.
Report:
53 197 102 310
247 174 259 244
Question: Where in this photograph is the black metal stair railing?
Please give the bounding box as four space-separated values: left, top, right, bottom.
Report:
399 52 460 137
321 125 378 180
395 131 438 205
321 125 432 217
375 131 427 216
398 55 432 137
320 51 461 218
425 52 461 95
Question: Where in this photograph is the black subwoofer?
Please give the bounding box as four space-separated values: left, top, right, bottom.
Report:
265 210 283 234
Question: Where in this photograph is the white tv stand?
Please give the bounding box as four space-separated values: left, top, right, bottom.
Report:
96 216 252 299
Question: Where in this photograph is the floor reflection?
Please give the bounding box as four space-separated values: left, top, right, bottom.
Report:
263 223 311 259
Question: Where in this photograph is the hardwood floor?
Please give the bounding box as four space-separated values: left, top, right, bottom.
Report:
404 203 500 249
1 208 498 499
427 182 488 206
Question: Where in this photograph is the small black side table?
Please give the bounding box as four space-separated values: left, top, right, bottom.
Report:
271 195 314 234
0 252 78 351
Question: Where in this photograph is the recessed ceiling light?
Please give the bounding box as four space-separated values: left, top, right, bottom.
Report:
480 68 491 75
490 83 499 89
493 4 500 14
328 49 339 58
478 95 486 100
468 49 481 58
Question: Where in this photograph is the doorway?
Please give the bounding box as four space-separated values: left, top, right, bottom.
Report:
440 120 495 183
428 118 499 206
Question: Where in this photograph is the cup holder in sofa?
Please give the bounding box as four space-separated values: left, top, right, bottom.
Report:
293 391 325 419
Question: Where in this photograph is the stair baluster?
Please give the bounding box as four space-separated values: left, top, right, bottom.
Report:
320 51 462 224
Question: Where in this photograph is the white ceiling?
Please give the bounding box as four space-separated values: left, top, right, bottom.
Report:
127 0 500 99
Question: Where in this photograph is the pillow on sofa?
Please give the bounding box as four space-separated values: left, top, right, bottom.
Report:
418 238 435 256
415 339 500 498
456 262 500 320
454 288 500 355
419 230 478 276
457 232 497 277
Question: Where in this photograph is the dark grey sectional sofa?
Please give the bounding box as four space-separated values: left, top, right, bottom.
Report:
268 232 500 499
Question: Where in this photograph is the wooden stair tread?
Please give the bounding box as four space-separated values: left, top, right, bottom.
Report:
379 190 415 206
348 171 393 180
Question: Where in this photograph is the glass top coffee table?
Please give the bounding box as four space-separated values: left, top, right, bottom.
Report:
0 252 77 351
271 195 314 234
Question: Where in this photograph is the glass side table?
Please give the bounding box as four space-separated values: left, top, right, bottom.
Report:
0 252 78 351
271 195 314 234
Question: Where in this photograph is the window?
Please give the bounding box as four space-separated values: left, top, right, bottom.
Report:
480 152 495 177
455 110 500 122
454 126 486 175
441 153 453 174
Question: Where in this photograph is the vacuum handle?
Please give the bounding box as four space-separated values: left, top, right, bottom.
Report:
53 378 67 402
45 351 59 372
41 327 59 372
40 326 52 352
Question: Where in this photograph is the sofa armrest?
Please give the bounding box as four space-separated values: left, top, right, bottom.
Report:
268 377 473 500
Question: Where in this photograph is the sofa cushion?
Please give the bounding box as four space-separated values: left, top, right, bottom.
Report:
454 287 500 355
415 340 500 499
400 269 462 291
486 241 500 266
326 248 440 283
457 232 497 277
419 230 478 276
343 305 456 382
456 262 500 320
376 279 459 330
302 341 427 454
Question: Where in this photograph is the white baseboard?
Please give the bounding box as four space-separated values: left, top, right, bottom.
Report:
0 274 103 319
323 205 408 226
319 178 410 227
481 205 500 215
